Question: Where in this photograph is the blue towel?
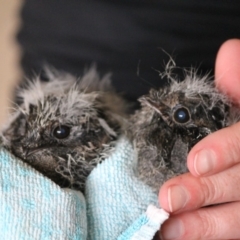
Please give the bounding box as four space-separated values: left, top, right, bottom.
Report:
0 137 169 240
0 148 87 240
86 137 169 240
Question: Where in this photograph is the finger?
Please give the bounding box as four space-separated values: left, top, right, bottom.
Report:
159 163 240 213
215 39 240 102
160 201 240 240
187 121 240 177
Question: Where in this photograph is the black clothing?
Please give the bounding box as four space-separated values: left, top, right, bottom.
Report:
17 0 240 101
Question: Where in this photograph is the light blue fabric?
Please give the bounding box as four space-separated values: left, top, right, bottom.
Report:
0 137 169 240
86 137 169 240
0 148 87 240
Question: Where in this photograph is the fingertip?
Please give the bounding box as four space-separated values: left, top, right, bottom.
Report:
159 174 193 213
187 123 240 177
161 217 185 240
187 134 218 177
215 38 240 101
159 181 171 212
187 149 217 177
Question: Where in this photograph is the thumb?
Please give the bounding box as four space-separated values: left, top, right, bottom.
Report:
215 38 240 102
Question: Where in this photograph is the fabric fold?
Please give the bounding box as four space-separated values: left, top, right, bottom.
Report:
86 137 169 240
0 148 87 240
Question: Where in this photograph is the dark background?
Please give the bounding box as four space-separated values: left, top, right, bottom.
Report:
17 0 240 102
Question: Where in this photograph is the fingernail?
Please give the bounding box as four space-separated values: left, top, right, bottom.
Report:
161 218 184 240
168 185 189 212
194 149 217 176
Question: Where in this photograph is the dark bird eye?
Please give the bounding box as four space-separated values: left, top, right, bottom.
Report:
173 107 190 124
53 126 71 139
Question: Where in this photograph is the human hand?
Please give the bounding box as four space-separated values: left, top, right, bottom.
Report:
159 39 240 240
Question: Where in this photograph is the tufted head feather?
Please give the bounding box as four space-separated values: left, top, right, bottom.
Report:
1 66 128 192
128 64 240 193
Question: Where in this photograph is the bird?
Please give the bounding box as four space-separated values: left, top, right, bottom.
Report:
128 66 240 193
0 67 128 192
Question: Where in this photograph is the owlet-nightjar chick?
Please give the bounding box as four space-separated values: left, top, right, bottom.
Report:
0 67 128 192
128 70 240 193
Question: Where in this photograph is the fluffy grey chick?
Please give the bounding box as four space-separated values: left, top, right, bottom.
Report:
0 67 128 192
128 70 240 193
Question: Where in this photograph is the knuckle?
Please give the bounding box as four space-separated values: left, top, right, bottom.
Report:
195 210 218 238
200 167 240 205
228 127 240 164
200 177 218 204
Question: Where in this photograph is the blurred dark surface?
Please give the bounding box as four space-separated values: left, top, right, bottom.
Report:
18 0 240 102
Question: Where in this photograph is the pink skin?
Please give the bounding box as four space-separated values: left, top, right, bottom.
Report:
159 39 240 240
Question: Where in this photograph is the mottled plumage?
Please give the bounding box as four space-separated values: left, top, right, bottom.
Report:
0 67 128 192
128 69 240 193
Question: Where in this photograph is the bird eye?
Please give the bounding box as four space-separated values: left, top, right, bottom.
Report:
53 125 71 139
173 107 190 124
